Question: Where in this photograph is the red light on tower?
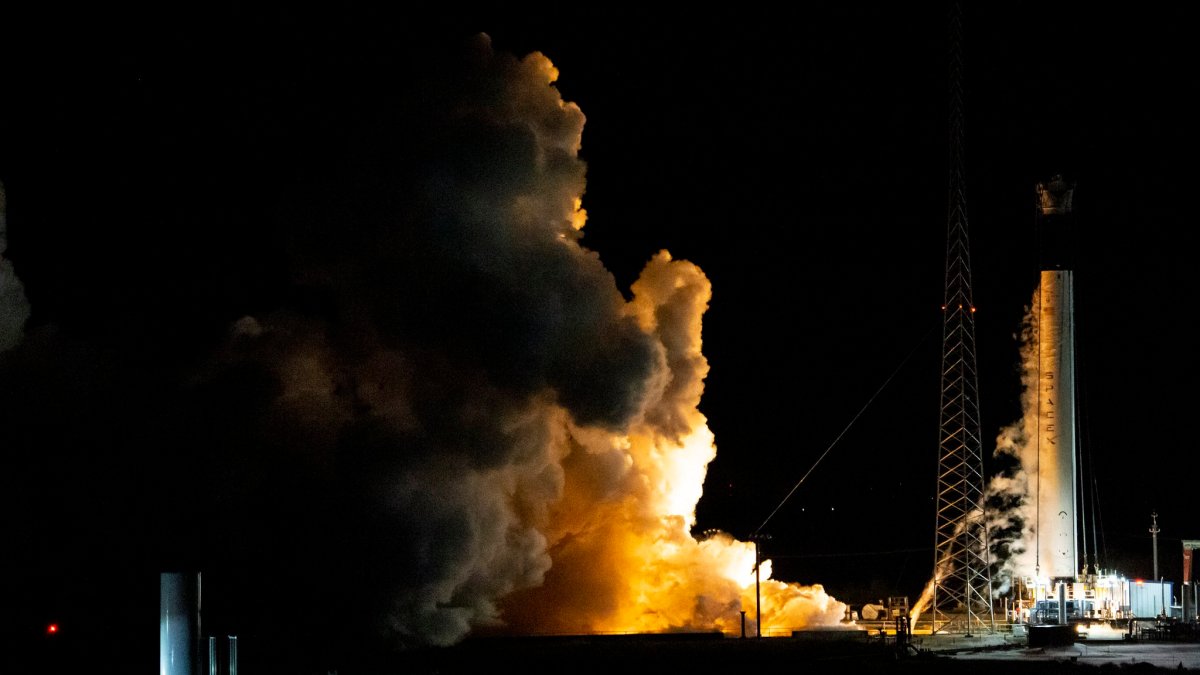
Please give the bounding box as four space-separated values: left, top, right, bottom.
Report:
47 623 59 635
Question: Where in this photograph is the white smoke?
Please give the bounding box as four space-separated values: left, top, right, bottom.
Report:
986 293 1040 592
0 181 31 352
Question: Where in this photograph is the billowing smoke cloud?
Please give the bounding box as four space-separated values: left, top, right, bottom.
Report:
208 35 666 645
213 35 844 644
0 181 31 351
986 294 1040 591
2 34 846 653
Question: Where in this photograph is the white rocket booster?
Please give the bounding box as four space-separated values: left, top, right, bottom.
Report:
1035 175 1078 580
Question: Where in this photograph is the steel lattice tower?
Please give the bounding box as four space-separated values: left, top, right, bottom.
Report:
931 2 994 635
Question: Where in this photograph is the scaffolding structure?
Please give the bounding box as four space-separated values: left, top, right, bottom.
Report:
931 2 995 635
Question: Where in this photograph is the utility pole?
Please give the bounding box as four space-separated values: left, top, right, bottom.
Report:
751 533 771 638
1150 512 1160 580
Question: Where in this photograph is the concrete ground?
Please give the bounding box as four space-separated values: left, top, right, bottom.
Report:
915 632 1200 670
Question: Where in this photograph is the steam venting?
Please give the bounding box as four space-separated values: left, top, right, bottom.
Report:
0 181 31 352
910 297 1040 622
986 294 1040 591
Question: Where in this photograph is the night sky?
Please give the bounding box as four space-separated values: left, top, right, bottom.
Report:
3 4 1198 670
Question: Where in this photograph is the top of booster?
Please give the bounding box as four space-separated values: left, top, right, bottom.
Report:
1036 174 1076 271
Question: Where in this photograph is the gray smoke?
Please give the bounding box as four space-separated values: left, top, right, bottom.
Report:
0 181 31 351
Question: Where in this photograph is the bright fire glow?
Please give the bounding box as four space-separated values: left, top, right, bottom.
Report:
570 197 588 231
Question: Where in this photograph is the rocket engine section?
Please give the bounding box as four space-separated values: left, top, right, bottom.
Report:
1036 175 1078 580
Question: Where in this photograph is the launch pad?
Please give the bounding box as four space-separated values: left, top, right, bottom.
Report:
378 631 1200 674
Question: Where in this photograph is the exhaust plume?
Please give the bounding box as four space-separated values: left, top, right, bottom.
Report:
1 35 847 652
217 35 846 644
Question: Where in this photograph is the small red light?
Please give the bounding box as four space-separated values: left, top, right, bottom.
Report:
47 624 59 635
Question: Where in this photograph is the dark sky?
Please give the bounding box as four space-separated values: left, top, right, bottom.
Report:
2 3 1197 669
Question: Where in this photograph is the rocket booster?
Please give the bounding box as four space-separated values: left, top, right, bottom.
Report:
1035 175 1078 580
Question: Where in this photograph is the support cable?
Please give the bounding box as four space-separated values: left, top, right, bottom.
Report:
754 325 935 536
